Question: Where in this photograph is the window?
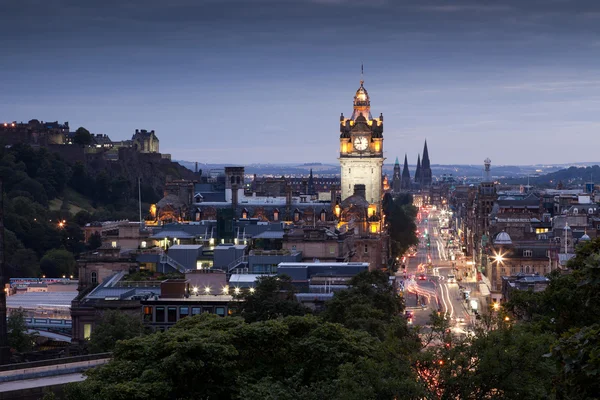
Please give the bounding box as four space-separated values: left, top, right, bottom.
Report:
156 307 165 322
215 307 226 317
191 307 201 316
180 307 189 319
143 306 153 322
329 245 336 255
203 307 213 314
523 250 532 257
273 210 279 221
167 307 177 323
525 266 530 273
91 272 97 285
83 324 92 340
364 244 368 254
320 210 326 222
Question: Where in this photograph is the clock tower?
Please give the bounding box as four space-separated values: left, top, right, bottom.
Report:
339 78 384 208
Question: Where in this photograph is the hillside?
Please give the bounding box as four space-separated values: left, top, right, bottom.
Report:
0 143 197 278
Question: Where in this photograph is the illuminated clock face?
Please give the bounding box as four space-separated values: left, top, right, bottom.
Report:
353 136 369 151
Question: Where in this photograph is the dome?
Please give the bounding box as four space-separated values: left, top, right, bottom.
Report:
353 81 370 107
494 231 512 245
580 233 591 242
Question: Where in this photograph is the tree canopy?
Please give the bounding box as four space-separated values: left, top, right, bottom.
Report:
88 310 144 353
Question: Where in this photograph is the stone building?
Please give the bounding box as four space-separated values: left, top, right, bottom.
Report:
132 129 160 153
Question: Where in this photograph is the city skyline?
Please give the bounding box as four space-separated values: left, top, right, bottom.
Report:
3 0 600 165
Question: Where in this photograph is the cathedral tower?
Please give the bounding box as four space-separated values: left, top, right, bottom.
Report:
339 75 384 207
401 154 411 190
414 154 421 184
392 157 401 193
421 140 432 187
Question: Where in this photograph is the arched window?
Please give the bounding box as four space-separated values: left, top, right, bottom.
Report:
242 208 248 219
273 209 279 221
320 209 327 222
91 272 98 285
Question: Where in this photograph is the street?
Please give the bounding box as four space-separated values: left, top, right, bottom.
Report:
397 206 479 335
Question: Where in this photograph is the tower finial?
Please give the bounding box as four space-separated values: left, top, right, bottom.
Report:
360 63 364 85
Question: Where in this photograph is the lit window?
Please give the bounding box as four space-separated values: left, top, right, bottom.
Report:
111 241 117 248
83 324 92 340
141 241 147 249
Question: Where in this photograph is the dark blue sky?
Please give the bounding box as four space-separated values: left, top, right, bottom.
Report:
2 0 600 165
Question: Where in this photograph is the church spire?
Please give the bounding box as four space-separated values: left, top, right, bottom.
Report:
395 156 399 166
401 154 411 190
422 140 431 169
415 154 421 183
421 140 432 187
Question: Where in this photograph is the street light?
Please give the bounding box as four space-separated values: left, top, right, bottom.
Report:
493 302 500 311
204 286 211 294
192 286 199 295
249 287 255 294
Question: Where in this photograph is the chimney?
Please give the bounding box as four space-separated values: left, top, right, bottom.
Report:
353 184 366 200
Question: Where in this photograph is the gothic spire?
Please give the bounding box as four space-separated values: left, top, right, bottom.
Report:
395 156 399 166
402 154 410 179
415 154 421 183
422 140 430 169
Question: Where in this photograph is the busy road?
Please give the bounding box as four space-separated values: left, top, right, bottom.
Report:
397 206 477 335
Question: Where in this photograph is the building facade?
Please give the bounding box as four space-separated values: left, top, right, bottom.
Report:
339 79 384 208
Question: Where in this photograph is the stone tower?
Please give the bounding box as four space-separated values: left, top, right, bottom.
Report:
339 75 384 208
392 157 401 193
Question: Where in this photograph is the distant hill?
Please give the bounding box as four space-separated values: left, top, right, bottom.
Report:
530 165 600 186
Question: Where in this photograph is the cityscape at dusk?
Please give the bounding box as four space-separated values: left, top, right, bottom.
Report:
3 0 600 164
1 1 600 399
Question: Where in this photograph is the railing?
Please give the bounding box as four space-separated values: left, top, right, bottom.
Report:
160 254 187 273
0 353 111 373
227 255 248 273
114 281 161 288
23 318 72 328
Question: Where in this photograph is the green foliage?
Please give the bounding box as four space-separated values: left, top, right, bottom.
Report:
40 248 76 278
73 127 92 146
68 314 420 400
383 193 419 262
322 270 407 340
10 248 41 277
237 275 310 322
88 310 144 353
8 308 38 352
87 232 102 250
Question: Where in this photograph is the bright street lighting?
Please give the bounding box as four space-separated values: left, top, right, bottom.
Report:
192 286 199 295
204 286 211 294
249 287 255 294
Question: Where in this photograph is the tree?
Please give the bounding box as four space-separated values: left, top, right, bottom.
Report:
10 249 40 277
88 310 144 353
322 270 408 340
67 314 421 400
73 127 92 146
383 193 419 261
40 248 76 277
8 308 38 352
88 232 102 250
236 275 309 322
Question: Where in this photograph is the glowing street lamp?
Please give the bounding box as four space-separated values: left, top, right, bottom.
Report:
249 287 255 294
234 287 241 295
192 286 199 295
222 286 229 295
204 286 211 294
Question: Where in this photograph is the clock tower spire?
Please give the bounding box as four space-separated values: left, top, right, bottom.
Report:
339 71 385 208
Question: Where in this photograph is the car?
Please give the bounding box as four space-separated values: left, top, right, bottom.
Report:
418 274 427 281
456 317 465 323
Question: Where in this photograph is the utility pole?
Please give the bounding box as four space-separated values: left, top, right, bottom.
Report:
138 177 143 229
0 178 12 364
